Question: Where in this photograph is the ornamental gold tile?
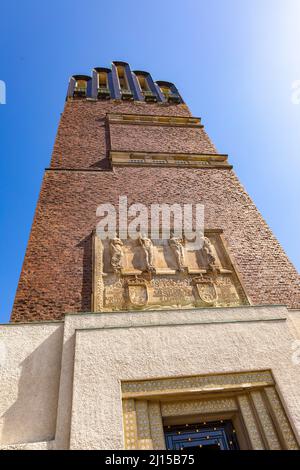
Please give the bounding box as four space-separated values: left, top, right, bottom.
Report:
237 395 265 450
161 398 237 417
121 371 298 450
264 387 299 450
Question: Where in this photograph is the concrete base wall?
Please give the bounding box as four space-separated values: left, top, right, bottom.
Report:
0 322 63 447
1 305 300 449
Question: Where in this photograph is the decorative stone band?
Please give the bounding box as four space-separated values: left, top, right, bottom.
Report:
107 113 203 128
110 151 231 169
161 398 238 417
122 370 299 450
122 370 275 398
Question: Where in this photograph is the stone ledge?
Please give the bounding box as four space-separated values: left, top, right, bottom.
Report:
66 305 288 333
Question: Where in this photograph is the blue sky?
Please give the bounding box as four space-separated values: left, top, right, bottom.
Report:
0 0 299 323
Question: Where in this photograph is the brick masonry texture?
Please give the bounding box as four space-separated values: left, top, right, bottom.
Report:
11 100 300 322
50 100 203 170
110 124 217 154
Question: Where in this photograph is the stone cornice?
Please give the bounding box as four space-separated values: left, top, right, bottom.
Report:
110 150 232 169
107 113 203 128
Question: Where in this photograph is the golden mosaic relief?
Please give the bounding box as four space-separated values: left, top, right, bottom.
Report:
122 371 299 450
264 387 299 450
92 230 249 312
121 370 274 396
250 390 281 450
161 398 238 417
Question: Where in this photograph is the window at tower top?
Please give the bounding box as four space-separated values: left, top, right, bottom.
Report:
134 72 158 102
116 65 129 91
159 85 171 97
98 71 108 89
157 81 182 104
75 79 87 90
116 65 133 100
97 70 110 99
74 79 87 97
136 74 149 92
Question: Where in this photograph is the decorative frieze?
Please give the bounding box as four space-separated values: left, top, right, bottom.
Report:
237 395 265 450
250 391 281 450
107 113 202 128
122 370 274 397
92 230 249 313
161 398 238 417
148 402 166 450
264 387 299 450
135 400 153 450
122 399 138 450
110 151 231 168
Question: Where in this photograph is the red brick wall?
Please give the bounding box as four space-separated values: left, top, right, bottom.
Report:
109 124 217 154
50 100 199 169
11 99 300 322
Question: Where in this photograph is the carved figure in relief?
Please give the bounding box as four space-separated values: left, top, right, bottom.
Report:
110 237 124 272
202 236 217 270
169 235 185 271
138 233 155 273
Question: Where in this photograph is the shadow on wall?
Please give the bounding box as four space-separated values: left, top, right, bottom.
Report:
89 117 111 170
77 234 93 312
1 327 63 446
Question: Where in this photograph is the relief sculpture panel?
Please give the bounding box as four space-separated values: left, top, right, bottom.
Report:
92 230 249 312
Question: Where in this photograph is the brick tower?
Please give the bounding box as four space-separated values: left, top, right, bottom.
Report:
2 62 300 450
11 61 300 322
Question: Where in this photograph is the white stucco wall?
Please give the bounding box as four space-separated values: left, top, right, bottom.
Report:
288 310 300 338
1 305 300 449
0 322 63 447
68 307 300 449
